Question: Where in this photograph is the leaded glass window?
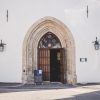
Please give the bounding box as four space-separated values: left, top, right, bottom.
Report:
38 32 61 48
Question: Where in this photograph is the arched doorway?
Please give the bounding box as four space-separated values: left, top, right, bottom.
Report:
38 32 65 83
22 16 77 85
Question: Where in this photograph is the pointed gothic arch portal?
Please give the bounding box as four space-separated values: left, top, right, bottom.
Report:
38 32 65 83
22 16 77 85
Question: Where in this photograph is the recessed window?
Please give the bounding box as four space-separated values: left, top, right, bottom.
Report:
38 32 61 48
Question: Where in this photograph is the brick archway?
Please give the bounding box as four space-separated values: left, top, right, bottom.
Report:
22 16 77 84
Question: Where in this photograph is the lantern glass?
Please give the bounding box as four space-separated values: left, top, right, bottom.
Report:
94 44 99 50
0 46 4 52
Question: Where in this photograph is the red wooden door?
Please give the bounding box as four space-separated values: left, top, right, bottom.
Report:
38 48 65 83
38 48 50 81
59 48 65 83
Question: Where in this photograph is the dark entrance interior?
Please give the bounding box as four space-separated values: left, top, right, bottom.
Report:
50 49 60 82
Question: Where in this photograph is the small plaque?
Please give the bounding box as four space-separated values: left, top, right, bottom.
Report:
80 58 87 62
39 70 42 74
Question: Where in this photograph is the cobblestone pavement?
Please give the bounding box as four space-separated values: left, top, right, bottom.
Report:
0 83 100 100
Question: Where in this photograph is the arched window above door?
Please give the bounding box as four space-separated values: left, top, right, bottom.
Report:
38 32 62 48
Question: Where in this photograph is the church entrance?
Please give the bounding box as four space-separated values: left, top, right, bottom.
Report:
38 48 64 83
38 32 64 83
22 17 76 85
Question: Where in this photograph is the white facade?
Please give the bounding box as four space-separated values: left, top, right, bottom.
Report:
0 0 100 83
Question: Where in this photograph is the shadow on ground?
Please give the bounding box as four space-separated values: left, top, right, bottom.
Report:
55 90 100 100
0 83 100 100
0 82 75 93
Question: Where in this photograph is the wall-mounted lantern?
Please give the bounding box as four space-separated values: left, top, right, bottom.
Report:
93 37 100 50
0 40 6 52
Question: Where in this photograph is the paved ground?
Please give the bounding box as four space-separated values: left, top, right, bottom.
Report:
0 83 100 100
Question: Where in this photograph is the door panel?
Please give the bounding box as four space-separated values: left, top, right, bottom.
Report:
38 48 50 81
59 48 65 83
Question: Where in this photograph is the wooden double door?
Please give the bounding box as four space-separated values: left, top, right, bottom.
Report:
38 48 64 83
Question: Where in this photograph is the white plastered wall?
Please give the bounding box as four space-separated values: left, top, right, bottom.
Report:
0 0 100 83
